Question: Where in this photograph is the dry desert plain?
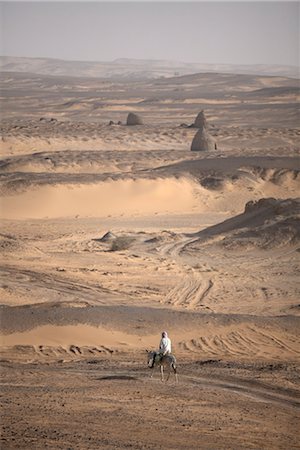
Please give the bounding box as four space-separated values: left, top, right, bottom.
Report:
0 64 300 449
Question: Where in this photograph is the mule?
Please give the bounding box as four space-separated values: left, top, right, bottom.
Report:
146 350 178 383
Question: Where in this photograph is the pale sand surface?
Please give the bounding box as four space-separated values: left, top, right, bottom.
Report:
1 68 300 449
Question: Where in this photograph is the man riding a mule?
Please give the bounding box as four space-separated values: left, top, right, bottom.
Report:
149 331 171 367
148 331 178 382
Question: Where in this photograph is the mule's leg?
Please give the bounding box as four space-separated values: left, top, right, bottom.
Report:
160 365 164 382
166 370 170 382
172 364 178 383
149 352 156 369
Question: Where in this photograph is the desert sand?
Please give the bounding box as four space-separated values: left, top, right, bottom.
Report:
0 61 300 449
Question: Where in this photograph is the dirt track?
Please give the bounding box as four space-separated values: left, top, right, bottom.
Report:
1 357 300 450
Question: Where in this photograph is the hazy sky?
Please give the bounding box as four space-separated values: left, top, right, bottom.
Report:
1 1 299 66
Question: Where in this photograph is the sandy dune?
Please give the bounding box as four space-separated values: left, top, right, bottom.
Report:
1 66 299 449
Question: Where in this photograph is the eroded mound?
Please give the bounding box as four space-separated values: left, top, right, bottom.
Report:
222 198 300 249
244 197 299 214
190 198 300 250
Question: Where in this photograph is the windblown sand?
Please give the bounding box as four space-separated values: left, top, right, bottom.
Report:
0 68 299 449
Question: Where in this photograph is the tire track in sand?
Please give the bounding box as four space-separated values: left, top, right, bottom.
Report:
178 327 300 360
182 374 300 411
165 275 213 310
157 236 214 310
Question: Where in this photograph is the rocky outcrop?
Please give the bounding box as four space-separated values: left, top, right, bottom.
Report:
126 113 143 126
191 128 216 151
98 231 117 242
193 110 207 129
190 110 217 151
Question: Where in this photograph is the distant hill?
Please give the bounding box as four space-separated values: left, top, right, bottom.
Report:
0 56 298 80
